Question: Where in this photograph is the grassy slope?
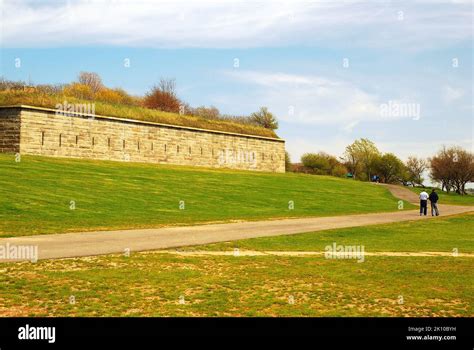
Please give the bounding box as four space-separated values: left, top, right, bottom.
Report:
0 91 277 138
192 212 474 253
1 214 472 317
409 186 474 206
0 154 412 237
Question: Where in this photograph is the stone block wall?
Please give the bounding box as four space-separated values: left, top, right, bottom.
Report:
0 108 21 153
0 106 286 172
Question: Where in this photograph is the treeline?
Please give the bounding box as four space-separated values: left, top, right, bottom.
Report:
288 138 474 195
0 73 278 130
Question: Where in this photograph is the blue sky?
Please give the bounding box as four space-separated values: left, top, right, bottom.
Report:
0 0 472 162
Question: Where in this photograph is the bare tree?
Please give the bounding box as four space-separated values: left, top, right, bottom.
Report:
430 146 474 195
406 156 428 186
158 78 177 97
78 72 103 93
340 153 359 179
190 106 220 119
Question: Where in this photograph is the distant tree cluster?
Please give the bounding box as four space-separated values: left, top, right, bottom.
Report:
0 77 36 91
300 152 347 177
340 138 402 182
188 105 220 119
290 138 473 195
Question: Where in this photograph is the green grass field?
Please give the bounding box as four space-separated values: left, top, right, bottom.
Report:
409 186 474 206
0 154 413 237
1 214 472 317
1 154 472 317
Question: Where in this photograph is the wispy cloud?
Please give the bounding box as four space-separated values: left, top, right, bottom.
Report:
443 85 465 104
1 0 471 49
225 70 384 131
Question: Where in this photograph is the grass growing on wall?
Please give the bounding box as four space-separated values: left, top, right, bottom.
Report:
0 154 412 237
0 91 277 138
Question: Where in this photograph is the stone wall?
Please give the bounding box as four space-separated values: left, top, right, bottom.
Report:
0 108 20 153
0 106 286 172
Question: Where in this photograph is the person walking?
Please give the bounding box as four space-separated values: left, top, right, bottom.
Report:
419 190 429 216
429 189 440 216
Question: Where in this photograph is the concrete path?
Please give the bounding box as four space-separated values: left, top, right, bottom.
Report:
0 185 472 261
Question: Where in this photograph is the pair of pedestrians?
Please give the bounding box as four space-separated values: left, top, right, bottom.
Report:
419 189 439 216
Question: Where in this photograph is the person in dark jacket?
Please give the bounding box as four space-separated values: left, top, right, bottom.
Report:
429 189 440 216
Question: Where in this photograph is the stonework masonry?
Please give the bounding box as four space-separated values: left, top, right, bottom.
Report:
0 106 286 172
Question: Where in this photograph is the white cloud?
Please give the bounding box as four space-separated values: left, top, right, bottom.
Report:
379 139 471 159
443 85 465 104
0 0 471 49
285 135 350 162
225 70 382 130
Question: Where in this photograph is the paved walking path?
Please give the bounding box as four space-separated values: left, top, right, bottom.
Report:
379 183 421 204
0 185 472 261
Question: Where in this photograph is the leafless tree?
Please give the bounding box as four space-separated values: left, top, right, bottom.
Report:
430 146 474 195
78 72 103 93
157 78 177 96
406 156 428 186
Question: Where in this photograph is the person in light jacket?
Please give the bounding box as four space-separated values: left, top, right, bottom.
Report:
429 189 440 216
419 190 429 216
